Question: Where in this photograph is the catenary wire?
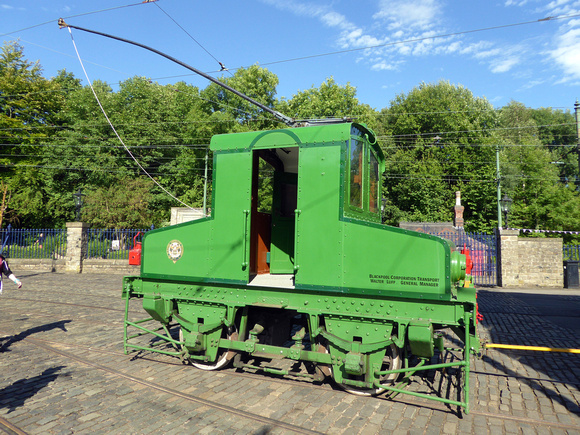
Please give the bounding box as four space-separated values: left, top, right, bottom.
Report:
4 6 579 107
0 2 153 38
1 162 567 183
66 25 193 209
151 13 580 78
152 2 232 76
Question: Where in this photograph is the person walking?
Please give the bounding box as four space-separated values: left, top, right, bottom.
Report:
0 255 22 295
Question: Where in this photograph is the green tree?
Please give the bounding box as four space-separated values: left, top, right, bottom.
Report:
276 77 378 129
200 65 281 131
525 105 576 186
0 42 77 227
378 81 499 230
498 102 580 238
82 177 157 228
43 77 210 226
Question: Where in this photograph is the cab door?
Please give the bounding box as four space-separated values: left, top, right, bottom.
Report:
269 171 297 274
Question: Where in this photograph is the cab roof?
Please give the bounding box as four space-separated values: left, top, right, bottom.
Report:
210 122 384 166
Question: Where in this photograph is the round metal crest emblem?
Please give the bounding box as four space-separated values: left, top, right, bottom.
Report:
166 240 183 263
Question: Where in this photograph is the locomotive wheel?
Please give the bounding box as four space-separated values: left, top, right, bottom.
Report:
336 343 402 396
179 327 238 371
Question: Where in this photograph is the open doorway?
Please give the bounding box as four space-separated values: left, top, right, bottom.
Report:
249 147 298 286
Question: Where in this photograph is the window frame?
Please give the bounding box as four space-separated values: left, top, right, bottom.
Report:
345 127 382 222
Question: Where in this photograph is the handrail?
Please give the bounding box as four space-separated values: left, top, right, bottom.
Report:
242 210 249 268
293 209 301 271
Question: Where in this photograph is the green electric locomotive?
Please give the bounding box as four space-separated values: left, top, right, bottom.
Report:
123 121 479 412
56 18 479 413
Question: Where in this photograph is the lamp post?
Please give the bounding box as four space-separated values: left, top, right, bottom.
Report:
73 188 85 221
500 194 513 229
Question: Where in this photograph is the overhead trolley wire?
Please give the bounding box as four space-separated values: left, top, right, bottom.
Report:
255 13 580 68
152 2 232 76
64 24 194 209
5 5 580 101
0 162 208 176
0 1 153 38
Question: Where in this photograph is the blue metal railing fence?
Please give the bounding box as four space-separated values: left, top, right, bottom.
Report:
0 226 150 260
85 229 148 260
0 226 68 259
2 226 575 286
422 231 498 287
563 245 580 261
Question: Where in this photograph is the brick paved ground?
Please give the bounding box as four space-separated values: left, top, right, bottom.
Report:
0 271 579 434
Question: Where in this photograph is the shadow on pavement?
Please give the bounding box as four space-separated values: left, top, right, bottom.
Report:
0 320 71 352
0 366 67 413
477 290 580 416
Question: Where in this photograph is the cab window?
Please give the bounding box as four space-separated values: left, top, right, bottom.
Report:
369 151 379 214
347 126 381 220
349 138 364 209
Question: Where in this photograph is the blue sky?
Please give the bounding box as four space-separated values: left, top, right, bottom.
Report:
2 0 580 112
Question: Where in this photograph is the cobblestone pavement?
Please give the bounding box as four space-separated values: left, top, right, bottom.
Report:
0 271 579 434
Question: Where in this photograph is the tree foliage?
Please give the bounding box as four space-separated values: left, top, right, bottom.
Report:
82 177 156 228
0 42 77 227
377 81 500 231
497 102 580 240
277 77 378 128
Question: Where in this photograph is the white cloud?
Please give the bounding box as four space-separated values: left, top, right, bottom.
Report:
259 0 527 77
545 0 574 10
374 0 442 31
490 56 520 73
549 27 580 81
2 3 27 11
504 0 533 6
520 79 546 89
371 60 398 71
320 11 350 29
541 0 580 17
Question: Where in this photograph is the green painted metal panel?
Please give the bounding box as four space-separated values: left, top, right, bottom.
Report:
270 172 297 274
126 277 467 327
294 143 344 287
124 120 477 413
140 150 252 283
341 223 452 298
210 123 354 152
292 140 454 299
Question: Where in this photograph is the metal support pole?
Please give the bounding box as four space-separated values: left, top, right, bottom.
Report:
496 146 502 229
203 148 208 216
123 288 130 355
575 100 580 189
463 311 471 414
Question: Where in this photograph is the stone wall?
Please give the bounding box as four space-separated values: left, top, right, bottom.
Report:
8 222 140 275
10 258 139 274
497 229 563 288
65 222 89 273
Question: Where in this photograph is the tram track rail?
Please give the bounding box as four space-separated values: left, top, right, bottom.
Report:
0 416 28 435
2 296 124 313
3 295 579 390
9 330 578 390
23 337 325 435
4 334 577 433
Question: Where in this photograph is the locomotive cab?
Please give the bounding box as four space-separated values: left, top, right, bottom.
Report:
138 121 465 297
246 123 383 287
